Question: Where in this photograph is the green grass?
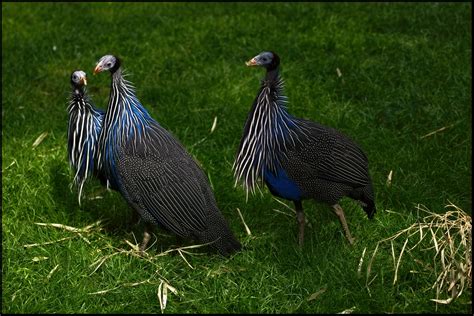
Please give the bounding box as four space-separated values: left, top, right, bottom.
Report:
2 2 471 314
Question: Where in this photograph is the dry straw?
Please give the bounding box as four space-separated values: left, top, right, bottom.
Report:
363 202 471 307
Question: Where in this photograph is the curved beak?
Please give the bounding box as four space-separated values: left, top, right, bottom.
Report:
93 65 102 75
81 77 87 86
245 58 258 67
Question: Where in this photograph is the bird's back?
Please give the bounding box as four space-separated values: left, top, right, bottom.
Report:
115 120 241 256
280 118 375 209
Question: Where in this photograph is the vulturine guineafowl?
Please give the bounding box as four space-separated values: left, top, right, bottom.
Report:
233 51 376 246
67 70 107 205
94 55 241 256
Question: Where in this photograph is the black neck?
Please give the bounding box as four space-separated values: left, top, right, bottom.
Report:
110 57 121 74
264 68 280 83
266 52 280 72
112 67 122 81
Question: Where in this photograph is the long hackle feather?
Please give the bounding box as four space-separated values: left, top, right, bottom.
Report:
233 75 309 194
67 87 103 204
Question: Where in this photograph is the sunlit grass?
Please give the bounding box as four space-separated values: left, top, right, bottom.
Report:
2 2 471 313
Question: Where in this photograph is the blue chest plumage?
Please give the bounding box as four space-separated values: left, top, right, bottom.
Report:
263 167 302 201
100 81 154 192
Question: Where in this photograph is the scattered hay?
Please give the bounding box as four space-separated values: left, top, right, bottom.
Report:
33 220 103 233
386 170 393 187
357 247 367 277
23 220 104 248
189 136 208 148
89 238 212 275
210 116 217 133
23 236 76 249
364 202 471 306
32 256 49 262
88 279 150 295
158 279 178 313
47 264 59 280
338 306 356 314
236 208 252 236
420 123 455 139
32 131 48 149
88 271 178 312
23 219 196 312
88 240 189 312
3 159 17 172
336 68 345 84
307 286 327 302
190 116 218 148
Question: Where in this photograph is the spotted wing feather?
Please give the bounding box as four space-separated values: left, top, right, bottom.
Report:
117 123 220 237
288 118 370 188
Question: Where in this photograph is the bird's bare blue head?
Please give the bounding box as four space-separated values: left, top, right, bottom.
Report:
71 70 87 88
94 55 121 74
246 51 280 71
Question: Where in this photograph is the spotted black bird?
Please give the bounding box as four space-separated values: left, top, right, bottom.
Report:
67 70 107 205
234 51 376 245
94 55 241 256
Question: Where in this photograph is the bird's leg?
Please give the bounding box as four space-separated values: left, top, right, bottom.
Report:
130 209 141 226
294 200 305 247
139 223 153 253
332 204 355 245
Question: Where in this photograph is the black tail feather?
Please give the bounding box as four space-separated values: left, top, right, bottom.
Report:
196 215 242 257
213 235 242 257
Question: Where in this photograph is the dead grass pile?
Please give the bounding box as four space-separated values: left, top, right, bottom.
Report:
362 202 471 306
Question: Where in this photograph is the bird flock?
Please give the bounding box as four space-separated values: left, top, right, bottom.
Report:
67 52 376 256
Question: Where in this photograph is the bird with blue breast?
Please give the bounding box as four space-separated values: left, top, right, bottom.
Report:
233 51 376 246
67 70 108 205
93 54 241 256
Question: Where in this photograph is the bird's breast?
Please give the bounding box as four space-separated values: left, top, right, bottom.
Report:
263 167 302 201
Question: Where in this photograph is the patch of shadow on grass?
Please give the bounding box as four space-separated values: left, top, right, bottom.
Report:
48 158 83 217
48 158 126 231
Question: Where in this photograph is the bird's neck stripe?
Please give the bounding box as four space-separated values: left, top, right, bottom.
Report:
68 94 100 201
98 70 151 172
234 75 309 193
